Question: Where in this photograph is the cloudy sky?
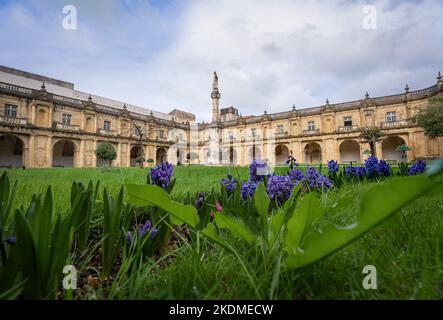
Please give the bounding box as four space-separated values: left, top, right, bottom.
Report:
0 0 442 122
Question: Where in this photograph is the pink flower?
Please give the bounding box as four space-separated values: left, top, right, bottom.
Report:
215 201 223 212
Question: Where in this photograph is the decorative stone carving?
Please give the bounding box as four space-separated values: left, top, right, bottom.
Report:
85 140 94 167
35 136 47 167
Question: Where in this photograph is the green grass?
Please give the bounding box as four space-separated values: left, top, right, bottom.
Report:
93 181 442 300
1 166 442 299
1 166 294 212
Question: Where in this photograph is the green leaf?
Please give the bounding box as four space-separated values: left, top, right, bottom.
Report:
126 184 199 228
0 210 38 298
0 172 16 229
285 175 439 269
214 213 254 244
284 193 324 255
200 223 230 250
254 182 270 226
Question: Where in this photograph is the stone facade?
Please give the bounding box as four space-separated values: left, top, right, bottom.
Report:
0 67 442 168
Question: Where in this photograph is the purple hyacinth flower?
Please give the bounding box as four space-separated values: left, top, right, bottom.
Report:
220 174 237 193
241 181 258 200
267 175 294 205
150 162 174 190
5 236 16 245
379 160 391 176
149 227 158 241
126 231 133 245
289 168 304 183
364 156 380 178
304 167 333 190
409 160 427 175
249 160 269 182
328 160 339 174
138 221 152 237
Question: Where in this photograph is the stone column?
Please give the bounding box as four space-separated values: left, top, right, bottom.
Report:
25 135 34 168
78 139 85 168
92 140 98 167
46 136 53 168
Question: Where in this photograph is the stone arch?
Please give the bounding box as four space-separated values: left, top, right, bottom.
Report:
53 139 76 167
382 136 406 162
275 144 289 164
0 134 25 168
130 145 144 167
339 140 360 163
304 142 322 164
156 148 167 165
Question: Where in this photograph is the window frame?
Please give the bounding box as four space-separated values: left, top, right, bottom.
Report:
5 104 18 118
386 111 397 123
62 113 72 125
103 120 111 131
343 116 353 127
307 121 316 131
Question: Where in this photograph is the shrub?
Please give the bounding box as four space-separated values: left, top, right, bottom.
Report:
95 142 116 166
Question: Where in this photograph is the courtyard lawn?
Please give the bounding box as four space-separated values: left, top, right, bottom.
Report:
1 166 289 212
0 162 442 300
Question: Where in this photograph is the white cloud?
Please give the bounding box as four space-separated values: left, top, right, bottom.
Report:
0 0 442 122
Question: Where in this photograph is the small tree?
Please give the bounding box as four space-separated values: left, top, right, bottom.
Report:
360 127 384 157
412 96 443 138
96 142 116 166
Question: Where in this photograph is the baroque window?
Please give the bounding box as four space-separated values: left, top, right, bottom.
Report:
308 121 316 131
62 113 72 125
5 104 17 118
386 111 397 122
103 120 111 131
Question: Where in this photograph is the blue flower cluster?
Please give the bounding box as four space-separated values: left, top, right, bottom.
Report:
364 156 391 178
328 160 339 174
267 175 294 204
345 165 367 177
304 167 333 190
379 160 391 176
241 181 258 200
288 168 304 183
249 159 269 182
239 160 333 203
240 160 269 200
220 174 237 193
344 156 392 179
150 162 174 190
408 160 427 175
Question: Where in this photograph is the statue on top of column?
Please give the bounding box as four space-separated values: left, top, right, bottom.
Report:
211 71 220 99
212 71 218 90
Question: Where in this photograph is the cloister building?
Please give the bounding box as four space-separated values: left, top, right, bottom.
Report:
0 65 442 168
